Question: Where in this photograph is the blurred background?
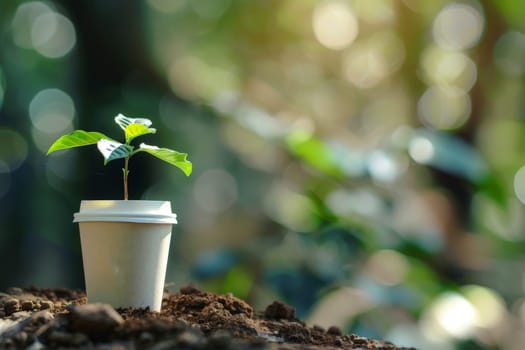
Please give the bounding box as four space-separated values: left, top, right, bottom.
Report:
1 0 525 348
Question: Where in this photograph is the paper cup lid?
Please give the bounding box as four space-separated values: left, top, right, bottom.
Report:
73 200 177 224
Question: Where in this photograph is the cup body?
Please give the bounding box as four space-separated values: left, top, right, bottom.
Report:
74 200 177 311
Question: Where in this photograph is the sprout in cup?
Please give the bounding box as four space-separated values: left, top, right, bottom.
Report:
47 114 192 199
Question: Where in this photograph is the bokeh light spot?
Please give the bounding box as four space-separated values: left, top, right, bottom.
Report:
421 47 477 92
193 168 238 213
409 137 434 164
29 88 75 152
0 129 29 172
461 285 506 329
354 0 395 24
513 165 525 205
342 32 405 89
11 1 54 49
417 86 471 130
169 55 238 100
313 1 359 50
421 292 477 340
367 150 404 183
432 3 484 50
365 249 409 286
29 88 75 133
493 31 525 76
343 44 385 88
264 183 317 231
31 12 76 58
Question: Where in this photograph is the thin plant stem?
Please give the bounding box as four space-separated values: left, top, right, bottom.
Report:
123 157 130 200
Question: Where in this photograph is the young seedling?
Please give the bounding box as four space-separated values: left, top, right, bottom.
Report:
47 114 192 199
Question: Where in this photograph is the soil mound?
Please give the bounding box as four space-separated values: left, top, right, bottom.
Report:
0 286 415 349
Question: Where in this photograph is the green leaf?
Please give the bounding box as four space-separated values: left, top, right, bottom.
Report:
47 130 109 155
287 130 343 178
222 266 254 300
97 139 131 165
138 143 192 176
125 123 156 144
114 113 152 131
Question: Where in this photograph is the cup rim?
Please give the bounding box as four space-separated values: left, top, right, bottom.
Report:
73 200 178 224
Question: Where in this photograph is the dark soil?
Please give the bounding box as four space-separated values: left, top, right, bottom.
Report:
0 285 416 349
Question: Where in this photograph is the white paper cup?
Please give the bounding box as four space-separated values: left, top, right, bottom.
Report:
73 200 177 311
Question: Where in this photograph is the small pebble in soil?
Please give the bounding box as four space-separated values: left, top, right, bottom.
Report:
284 323 312 343
4 299 20 315
334 338 343 347
69 303 124 334
21 300 34 311
264 301 295 320
40 300 54 311
180 285 201 295
327 326 342 336
33 310 54 324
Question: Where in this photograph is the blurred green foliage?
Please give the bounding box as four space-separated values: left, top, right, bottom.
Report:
2 0 525 349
